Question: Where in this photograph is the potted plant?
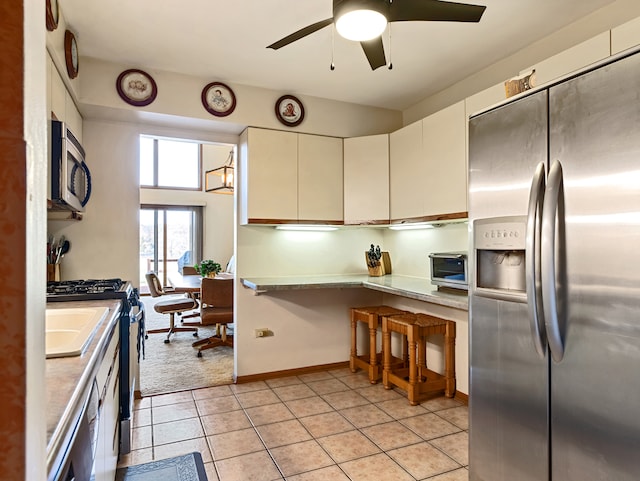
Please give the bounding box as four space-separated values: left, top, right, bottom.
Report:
194 259 222 278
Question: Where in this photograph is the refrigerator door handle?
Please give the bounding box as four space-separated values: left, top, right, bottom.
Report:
541 159 567 362
526 161 547 358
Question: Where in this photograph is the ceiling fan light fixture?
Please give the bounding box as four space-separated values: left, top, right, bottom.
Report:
336 9 387 41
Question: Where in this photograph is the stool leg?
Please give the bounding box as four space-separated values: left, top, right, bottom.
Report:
350 313 357 373
417 334 426 382
368 321 378 384
408 330 419 406
445 321 456 398
382 318 392 390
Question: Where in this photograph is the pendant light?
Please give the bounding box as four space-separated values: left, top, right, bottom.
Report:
205 149 234 194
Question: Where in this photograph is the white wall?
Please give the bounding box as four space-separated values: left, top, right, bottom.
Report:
78 57 403 138
403 0 640 124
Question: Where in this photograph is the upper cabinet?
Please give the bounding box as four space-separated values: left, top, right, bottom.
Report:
389 102 467 223
343 134 390 224
389 121 424 220
422 101 467 218
611 15 640 55
239 127 343 225
48 52 83 142
298 134 343 223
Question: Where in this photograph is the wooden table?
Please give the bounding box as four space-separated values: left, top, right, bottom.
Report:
169 272 234 293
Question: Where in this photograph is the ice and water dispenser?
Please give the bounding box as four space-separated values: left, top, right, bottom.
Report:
473 217 527 297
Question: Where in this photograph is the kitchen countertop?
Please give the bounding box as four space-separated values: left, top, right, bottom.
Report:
240 274 468 311
45 299 121 477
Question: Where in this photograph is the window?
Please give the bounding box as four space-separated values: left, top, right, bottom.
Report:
139 205 203 288
140 136 201 189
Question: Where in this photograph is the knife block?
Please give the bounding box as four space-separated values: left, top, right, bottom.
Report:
365 251 392 276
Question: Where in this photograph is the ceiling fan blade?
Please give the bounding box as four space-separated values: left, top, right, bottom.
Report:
360 37 387 70
389 0 486 23
267 18 334 50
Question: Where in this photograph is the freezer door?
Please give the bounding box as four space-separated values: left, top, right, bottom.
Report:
469 90 549 481
468 91 549 222
548 51 640 480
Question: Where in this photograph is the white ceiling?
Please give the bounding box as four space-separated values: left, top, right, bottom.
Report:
62 0 615 111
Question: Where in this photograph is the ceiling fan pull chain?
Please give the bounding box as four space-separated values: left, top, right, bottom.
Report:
388 23 393 70
330 25 336 70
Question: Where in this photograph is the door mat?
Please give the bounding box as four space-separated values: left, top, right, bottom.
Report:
116 452 208 481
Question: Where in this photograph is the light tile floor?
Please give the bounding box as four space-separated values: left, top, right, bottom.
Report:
119 368 469 481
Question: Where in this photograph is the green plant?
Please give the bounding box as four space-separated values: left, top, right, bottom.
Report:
194 259 222 277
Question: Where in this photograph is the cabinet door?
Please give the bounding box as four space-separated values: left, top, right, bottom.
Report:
422 101 467 216
343 134 389 224
612 15 640 54
65 93 83 143
242 128 298 223
50 62 66 121
389 120 424 220
298 134 343 223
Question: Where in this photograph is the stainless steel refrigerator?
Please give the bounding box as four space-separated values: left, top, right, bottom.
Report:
468 47 640 481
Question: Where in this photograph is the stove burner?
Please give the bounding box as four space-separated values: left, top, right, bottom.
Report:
47 278 124 295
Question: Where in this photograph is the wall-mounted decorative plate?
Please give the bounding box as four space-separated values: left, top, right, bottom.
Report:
46 0 59 31
116 69 158 107
275 95 305 127
64 30 79 79
201 82 236 117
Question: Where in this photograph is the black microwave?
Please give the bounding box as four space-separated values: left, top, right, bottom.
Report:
429 252 468 290
50 120 91 212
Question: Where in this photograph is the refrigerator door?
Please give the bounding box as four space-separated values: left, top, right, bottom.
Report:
548 51 640 480
469 91 549 481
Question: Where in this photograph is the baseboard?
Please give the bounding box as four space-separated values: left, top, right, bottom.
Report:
235 361 350 384
455 391 469 405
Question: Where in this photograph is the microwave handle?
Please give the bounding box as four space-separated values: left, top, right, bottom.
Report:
70 161 92 207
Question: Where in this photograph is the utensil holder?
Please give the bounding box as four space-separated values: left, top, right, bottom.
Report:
365 251 392 276
47 264 60 282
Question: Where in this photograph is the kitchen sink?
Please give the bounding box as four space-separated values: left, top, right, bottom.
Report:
45 307 110 358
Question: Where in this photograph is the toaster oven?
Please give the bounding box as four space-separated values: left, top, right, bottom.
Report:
429 252 468 290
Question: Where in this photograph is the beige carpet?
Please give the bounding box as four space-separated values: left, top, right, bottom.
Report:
139 296 233 397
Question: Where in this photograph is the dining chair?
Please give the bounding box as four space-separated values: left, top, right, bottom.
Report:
145 272 199 343
192 277 233 357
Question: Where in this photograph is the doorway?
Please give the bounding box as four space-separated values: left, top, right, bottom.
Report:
139 205 203 291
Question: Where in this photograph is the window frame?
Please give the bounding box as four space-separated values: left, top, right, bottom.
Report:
139 136 203 191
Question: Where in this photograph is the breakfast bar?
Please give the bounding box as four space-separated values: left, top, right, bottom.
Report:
240 274 468 310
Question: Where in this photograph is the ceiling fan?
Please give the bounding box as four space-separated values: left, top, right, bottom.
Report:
267 0 486 70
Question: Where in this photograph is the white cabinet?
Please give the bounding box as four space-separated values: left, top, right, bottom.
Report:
48 52 83 142
240 128 298 223
343 134 390 224
612 15 640 54
94 326 120 481
239 128 343 224
389 120 424 220
422 101 467 217
298 134 343 222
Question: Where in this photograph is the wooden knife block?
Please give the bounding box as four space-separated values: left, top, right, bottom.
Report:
365 251 392 276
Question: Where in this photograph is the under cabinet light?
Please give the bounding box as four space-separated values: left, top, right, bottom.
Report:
275 225 339 231
388 224 435 231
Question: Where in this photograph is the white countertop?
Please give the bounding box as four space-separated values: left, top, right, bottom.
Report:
240 274 468 311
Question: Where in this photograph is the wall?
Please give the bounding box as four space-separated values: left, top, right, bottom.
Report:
235 226 386 376
48 120 238 283
403 0 640 124
79 57 403 138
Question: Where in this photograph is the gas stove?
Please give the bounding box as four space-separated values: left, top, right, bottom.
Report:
47 278 132 302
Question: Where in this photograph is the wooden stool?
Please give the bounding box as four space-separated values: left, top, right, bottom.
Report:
382 313 456 405
350 306 408 383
